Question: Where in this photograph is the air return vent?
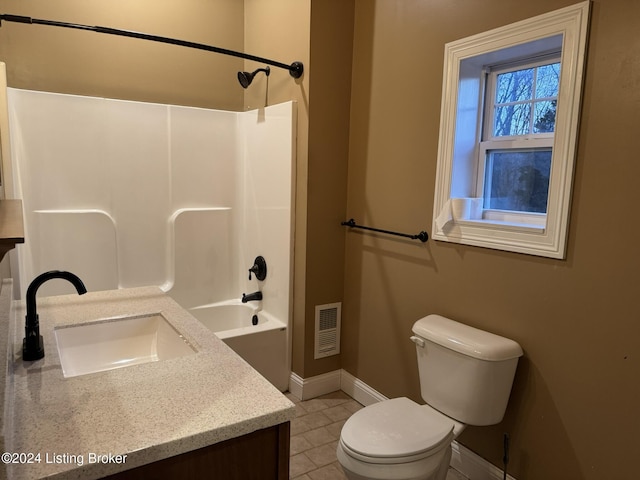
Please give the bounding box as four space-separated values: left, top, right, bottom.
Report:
314 302 341 359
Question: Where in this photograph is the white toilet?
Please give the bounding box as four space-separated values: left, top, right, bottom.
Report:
337 314 523 480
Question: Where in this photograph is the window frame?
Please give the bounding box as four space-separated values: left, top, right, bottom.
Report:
432 1 590 259
478 57 560 221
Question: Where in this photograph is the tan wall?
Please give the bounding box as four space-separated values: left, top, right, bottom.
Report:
3 0 640 478
299 0 354 377
343 0 640 478
0 0 244 110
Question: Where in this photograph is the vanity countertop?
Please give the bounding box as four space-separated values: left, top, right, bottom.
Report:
2 286 295 479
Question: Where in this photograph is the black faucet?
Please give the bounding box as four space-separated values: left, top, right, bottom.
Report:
23 270 87 361
241 291 263 303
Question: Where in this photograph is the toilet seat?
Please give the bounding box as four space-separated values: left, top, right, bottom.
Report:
340 397 454 465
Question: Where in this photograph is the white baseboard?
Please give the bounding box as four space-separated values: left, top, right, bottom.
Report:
339 369 389 406
288 370 341 400
289 369 387 404
290 369 516 480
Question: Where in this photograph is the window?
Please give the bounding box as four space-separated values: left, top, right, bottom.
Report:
480 57 559 218
432 2 590 258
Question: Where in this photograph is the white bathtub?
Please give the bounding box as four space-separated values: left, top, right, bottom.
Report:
189 301 289 391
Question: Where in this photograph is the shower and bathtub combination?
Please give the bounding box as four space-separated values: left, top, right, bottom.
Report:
2 82 296 392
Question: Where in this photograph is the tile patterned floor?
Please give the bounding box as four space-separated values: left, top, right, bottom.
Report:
287 390 356 479
286 391 468 480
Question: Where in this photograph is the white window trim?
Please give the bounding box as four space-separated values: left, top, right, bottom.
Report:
432 1 590 259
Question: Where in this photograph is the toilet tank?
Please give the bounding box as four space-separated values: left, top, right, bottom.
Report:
411 314 523 426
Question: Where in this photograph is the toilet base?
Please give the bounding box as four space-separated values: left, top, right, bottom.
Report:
337 443 452 480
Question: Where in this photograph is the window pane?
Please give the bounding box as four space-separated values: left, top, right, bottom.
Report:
496 68 533 103
484 149 552 213
533 100 557 133
494 103 531 136
491 62 560 138
535 63 561 99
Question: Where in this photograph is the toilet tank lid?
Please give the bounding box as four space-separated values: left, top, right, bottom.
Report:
412 314 523 361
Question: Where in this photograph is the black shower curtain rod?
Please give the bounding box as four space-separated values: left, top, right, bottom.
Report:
0 14 304 79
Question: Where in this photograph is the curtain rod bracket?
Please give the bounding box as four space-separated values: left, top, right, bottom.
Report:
289 61 303 79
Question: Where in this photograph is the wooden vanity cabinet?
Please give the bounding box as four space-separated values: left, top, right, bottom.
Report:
105 422 290 480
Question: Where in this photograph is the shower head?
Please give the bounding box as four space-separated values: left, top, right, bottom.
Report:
237 66 270 88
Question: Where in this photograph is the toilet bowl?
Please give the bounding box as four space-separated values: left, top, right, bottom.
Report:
337 314 523 480
336 397 460 480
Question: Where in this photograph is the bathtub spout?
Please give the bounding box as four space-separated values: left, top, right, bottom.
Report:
241 291 263 303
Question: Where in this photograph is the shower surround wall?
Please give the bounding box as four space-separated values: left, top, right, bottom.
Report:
6 89 295 390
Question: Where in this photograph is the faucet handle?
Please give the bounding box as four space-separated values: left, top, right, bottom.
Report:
248 256 267 281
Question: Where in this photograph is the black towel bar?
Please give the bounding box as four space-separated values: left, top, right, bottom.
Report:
341 219 428 243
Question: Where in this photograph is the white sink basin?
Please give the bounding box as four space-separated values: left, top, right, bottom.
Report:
55 313 197 378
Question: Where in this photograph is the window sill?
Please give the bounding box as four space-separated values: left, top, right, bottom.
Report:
455 218 545 234
432 216 565 258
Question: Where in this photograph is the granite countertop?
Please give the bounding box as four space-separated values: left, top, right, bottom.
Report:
2 286 295 479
